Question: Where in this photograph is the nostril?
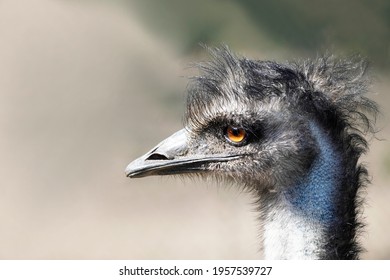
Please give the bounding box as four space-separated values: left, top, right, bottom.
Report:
146 153 169 160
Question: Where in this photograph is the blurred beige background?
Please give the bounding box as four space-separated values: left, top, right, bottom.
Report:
0 0 389 259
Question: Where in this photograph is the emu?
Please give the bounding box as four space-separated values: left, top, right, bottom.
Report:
125 47 377 259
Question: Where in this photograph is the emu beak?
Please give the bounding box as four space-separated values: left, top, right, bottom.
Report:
125 129 239 178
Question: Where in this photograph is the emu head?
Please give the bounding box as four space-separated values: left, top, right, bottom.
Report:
126 47 374 193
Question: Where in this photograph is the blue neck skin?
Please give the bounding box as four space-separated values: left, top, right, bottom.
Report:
285 122 342 225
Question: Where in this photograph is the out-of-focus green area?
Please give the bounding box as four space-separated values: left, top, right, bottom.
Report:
124 0 390 68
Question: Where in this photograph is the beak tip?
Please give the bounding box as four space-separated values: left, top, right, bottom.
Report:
125 160 146 178
125 163 134 178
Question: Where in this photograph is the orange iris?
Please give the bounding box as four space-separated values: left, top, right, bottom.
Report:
226 126 247 144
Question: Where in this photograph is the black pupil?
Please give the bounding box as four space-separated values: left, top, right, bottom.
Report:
231 127 241 136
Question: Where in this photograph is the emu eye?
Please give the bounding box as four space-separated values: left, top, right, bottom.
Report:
225 126 247 145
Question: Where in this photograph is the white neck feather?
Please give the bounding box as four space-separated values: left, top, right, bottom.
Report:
262 194 326 259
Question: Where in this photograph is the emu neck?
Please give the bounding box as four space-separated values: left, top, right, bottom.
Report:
262 122 350 259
